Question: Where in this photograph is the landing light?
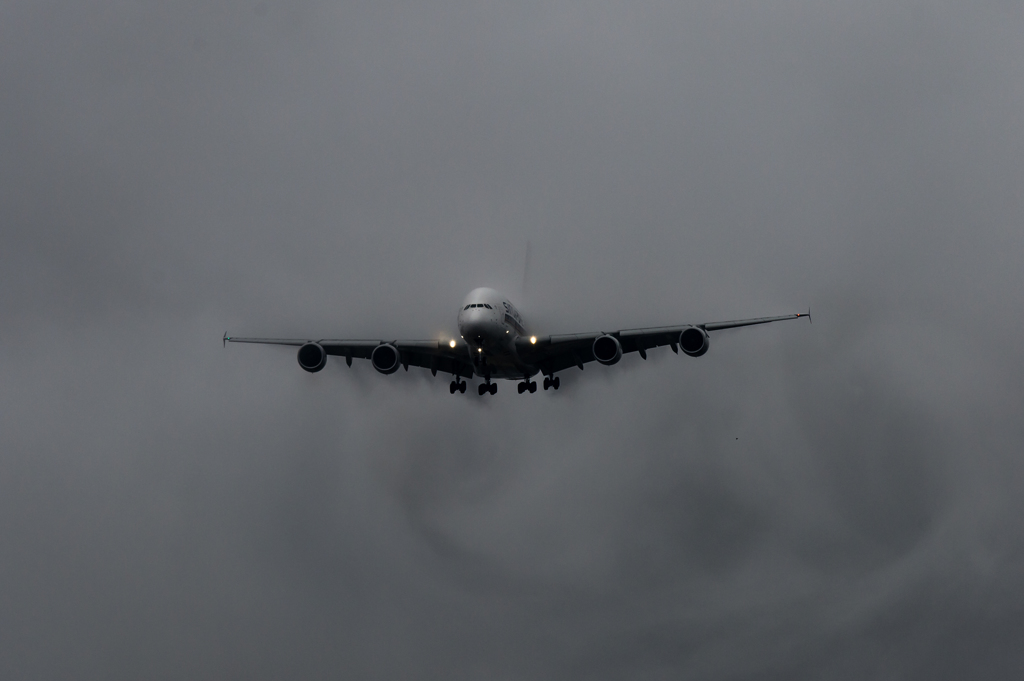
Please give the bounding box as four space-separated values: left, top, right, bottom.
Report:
478 348 482 353
449 339 456 348
530 336 537 344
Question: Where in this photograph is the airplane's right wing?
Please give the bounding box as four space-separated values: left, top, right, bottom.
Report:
224 335 477 377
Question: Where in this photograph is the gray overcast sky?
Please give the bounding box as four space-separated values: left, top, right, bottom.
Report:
2 1 1024 679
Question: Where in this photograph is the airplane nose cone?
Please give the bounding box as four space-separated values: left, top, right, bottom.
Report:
459 310 495 346
461 320 487 341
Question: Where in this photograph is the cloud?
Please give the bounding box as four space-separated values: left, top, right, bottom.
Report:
2 1 1023 678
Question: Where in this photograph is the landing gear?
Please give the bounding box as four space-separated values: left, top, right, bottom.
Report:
543 376 560 390
478 382 497 396
459 381 466 393
490 383 497 395
450 380 467 394
517 381 538 394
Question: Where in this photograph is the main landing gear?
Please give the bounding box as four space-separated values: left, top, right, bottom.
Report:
478 382 498 396
449 379 467 394
517 381 537 394
542 376 561 390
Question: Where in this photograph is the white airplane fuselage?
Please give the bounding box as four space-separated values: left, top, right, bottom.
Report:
457 287 536 381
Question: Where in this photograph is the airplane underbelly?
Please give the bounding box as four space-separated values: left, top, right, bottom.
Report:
476 346 537 380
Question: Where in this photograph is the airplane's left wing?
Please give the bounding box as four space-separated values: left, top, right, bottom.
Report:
514 311 809 375
224 334 476 378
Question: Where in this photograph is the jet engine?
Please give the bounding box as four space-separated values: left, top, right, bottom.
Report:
592 334 622 365
371 343 401 374
679 327 709 357
297 342 327 373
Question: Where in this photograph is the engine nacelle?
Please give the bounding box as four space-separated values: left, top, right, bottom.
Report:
297 342 327 373
679 327 709 357
371 343 401 375
592 334 622 365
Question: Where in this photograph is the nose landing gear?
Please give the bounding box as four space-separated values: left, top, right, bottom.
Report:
449 380 467 394
517 381 538 394
478 382 497 396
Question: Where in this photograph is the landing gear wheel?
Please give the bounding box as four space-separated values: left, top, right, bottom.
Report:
543 377 551 390
517 382 526 394
489 383 497 395
478 383 488 396
449 381 457 394
528 381 537 393
459 381 466 393
552 376 560 390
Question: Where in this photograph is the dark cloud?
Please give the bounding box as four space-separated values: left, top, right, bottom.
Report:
2 1 1024 678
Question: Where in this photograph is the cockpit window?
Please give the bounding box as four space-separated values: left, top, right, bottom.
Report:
484 304 492 309
464 305 470 310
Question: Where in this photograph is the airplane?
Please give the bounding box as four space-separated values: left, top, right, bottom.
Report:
224 287 810 396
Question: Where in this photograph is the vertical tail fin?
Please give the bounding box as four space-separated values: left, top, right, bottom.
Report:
520 239 531 303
